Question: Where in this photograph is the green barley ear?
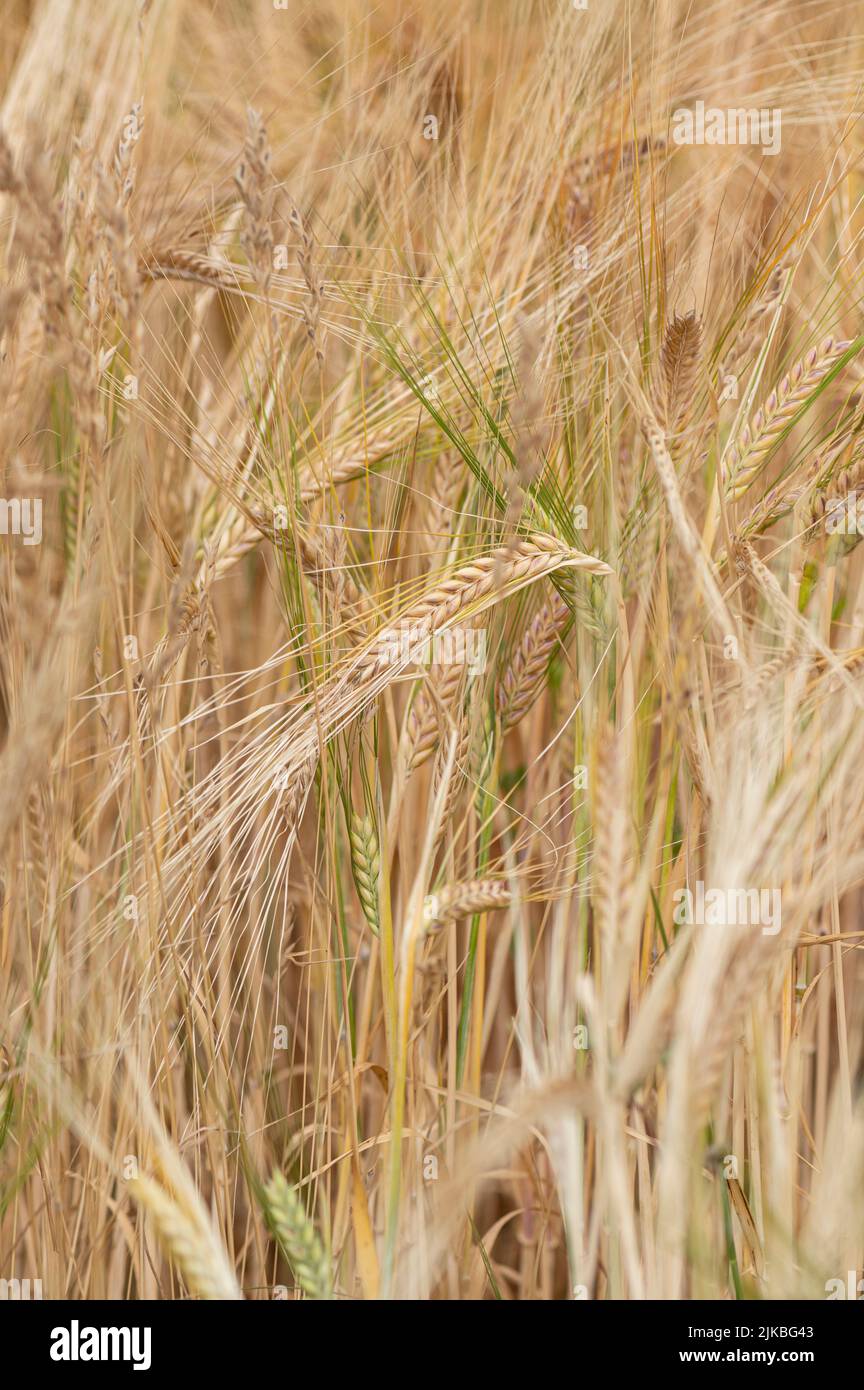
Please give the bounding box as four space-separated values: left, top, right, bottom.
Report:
262 1171 333 1300
348 811 380 934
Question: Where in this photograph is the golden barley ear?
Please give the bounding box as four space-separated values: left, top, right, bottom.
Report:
403 662 465 775
128 1174 243 1300
423 875 512 927
591 727 636 992
496 593 569 731
726 337 852 501
655 310 703 431
262 1171 333 1300
139 246 238 291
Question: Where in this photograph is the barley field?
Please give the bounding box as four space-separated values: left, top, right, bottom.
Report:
1 0 864 1304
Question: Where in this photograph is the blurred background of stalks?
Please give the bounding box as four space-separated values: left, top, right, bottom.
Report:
1 0 864 1301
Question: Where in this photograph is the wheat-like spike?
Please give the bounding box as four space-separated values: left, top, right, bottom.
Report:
829 450 864 498
62 443 82 573
471 701 496 794
287 199 324 365
132 666 153 753
591 730 636 1021
727 439 850 552
431 707 472 847
0 1040 12 1119
296 423 406 501
262 1171 333 1300
741 650 797 712
809 647 864 684
725 338 851 501
279 755 316 832
140 248 239 291
251 508 363 608
404 662 465 774
24 787 52 921
423 876 512 926
423 450 464 542
641 414 732 641
361 534 610 679
112 98 142 210
678 704 714 806
735 474 812 542
405 690 440 771
718 262 789 388
736 540 845 684
564 132 666 189
496 593 569 730
804 447 864 535
349 812 380 933
656 310 703 430
506 316 549 520
129 1174 243 1300
235 106 274 293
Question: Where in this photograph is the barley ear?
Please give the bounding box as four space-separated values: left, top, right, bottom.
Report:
128 1174 243 1300
349 811 381 933
262 1171 333 1300
423 876 512 927
655 310 702 431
